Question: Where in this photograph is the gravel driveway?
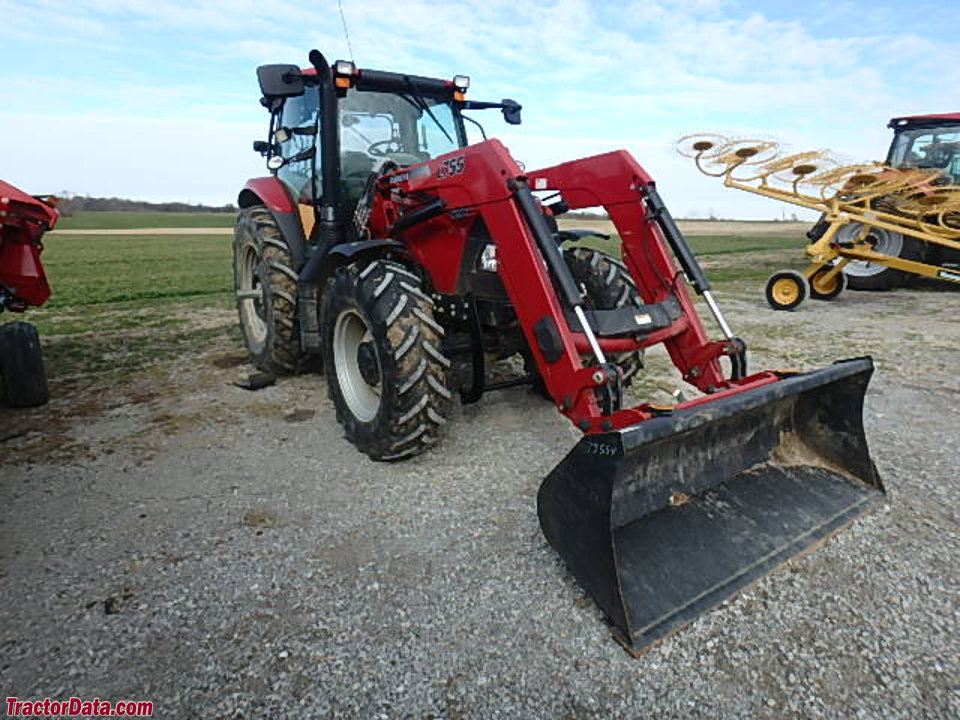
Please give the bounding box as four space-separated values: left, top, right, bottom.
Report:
1 285 958 718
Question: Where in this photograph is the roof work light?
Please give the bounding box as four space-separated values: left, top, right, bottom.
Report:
452 75 470 101
334 60 357 88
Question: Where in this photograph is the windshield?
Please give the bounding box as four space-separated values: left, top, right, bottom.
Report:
340 89 462 166
889 125 960 180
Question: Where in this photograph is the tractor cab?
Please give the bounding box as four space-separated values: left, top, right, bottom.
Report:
254 58 519 228
338 85 463 204
887 113 960 183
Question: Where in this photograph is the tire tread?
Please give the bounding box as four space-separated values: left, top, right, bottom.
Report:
322 259 451 460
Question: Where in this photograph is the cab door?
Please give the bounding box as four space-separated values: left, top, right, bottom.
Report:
276 91 321 238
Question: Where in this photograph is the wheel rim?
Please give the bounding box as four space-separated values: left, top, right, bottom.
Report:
333 309 381 422
237 242 267 348
772 278 800 305
837 223 903 278
812 270 839 295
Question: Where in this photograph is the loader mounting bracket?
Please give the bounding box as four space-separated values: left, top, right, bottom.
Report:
459 294 534 403
565 297 682 338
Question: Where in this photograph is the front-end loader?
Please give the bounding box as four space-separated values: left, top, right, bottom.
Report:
234 51 884 653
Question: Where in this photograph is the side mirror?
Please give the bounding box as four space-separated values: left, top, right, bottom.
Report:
257 64 305 98
501 99 522 126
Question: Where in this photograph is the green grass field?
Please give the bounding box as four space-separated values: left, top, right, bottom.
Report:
56 211 235 230
21 221 806 388
568 233 802 284
28 232 238 384
41 234 232 310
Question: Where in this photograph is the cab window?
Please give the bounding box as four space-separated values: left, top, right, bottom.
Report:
890 126 960 180
278 92 320 203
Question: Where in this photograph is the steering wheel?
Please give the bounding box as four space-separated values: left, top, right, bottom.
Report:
368 139 404 157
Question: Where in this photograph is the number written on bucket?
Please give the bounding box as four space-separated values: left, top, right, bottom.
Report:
585 441 620 457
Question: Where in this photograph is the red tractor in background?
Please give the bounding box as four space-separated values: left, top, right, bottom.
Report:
233 50 885 653
0 180 58 408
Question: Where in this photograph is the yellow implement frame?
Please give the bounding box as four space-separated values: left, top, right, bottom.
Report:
679 135 960 308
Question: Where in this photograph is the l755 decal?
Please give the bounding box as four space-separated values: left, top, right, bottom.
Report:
436 155 466 179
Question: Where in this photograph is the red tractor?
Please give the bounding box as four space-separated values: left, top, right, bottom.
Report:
235 51 884 653
0 180 58 408
819 112 960 290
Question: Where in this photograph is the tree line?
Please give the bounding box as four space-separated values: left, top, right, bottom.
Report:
55 194 235 216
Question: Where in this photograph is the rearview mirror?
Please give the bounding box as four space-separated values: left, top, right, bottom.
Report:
257 64 305 98
501 99 522 125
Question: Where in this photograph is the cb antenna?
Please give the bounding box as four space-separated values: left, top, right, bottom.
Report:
337 0 356 63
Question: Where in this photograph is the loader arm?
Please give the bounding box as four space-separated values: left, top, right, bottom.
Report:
374 140 772 433
525 151 735 391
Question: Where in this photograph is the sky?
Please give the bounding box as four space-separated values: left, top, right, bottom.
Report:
2 0 958 218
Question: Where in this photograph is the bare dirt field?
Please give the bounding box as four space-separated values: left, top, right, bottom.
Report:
1 257 958 716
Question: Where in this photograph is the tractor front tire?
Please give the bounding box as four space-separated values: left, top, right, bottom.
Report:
0 321 49 408
563 247 645 384
321 259 452 461
234 206 307 374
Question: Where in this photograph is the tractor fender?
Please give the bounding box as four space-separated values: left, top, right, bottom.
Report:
294 238 412 355
238 178 307 270
309 238 413 289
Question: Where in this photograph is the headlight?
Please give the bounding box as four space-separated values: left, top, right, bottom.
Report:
479 243 498 272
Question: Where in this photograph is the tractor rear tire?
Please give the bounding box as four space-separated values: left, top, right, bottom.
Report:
838 223 923 290
321 259 452 461
234 206 308 374
0 321 49 408
563 248 645 384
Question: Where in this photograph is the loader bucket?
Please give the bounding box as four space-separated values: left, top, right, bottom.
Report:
537 357 883 655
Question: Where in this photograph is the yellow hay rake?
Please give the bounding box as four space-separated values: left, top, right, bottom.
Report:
679 134 960 309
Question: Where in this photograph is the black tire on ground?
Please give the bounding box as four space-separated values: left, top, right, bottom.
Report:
321 259 452 461
809 265 847 300
562 247 645 384
0 321 49 408
765 269 809 311
233 206 308 374
838 223 923 290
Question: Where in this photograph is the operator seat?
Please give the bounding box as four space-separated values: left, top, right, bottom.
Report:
340 151 377 216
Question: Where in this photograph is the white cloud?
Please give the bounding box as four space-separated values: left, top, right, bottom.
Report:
2 0 957 217
0 113 263 205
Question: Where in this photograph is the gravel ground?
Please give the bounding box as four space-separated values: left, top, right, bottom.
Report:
1 284 958 718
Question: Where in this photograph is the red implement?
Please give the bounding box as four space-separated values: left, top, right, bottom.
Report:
1 180 58 408
0 180 59 310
